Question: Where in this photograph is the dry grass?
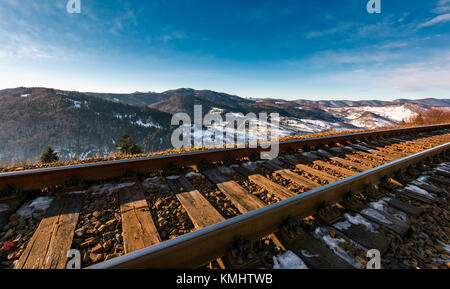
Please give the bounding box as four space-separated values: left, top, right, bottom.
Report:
405 108 450 126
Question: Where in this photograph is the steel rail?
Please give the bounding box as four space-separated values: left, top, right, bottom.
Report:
89 141 450 269
1 123 449 191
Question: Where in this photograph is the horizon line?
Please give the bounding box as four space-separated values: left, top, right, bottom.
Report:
1 86 449 102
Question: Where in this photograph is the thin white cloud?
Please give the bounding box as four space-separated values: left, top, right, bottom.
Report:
306 22 354 39
388 64 450 91
379 42 408 49
286 48 402 67
0 30 54 59
398 12 409 23
108 5 138 36
109 18 124 35
0 0 63 18
325 53 450 94
432 0 450 13
418 13 450 28
419 0 450 28
162 31 188 43
235 4 298 23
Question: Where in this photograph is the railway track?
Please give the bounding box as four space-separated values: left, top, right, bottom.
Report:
0 124 449 269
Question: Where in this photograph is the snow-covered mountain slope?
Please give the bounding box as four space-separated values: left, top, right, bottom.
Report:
324 103 426 124
279 117 354 133
193 108 356 144
348 112 396 129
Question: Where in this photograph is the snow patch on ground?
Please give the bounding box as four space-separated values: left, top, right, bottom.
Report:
353 144 370 151
242 161 264 171
209 107 225 114
369 200 389 211
437 240 450 255
218 166 234 175
410 180 438 191
361 208 393 225
302 152 319 159
135 119 161 128
300 119 330 128
437 162 450 169
113 113 161 128
436 168 450 175
185 172 204 178
142 177 168 191
416 176 429 183
418 232 430 239
17 197 54 217
369 200 408 223
333 220 352 231
432 258 450 263
300 250 319 258
405 185 434 199
330 147 343 153
68 190 86 195
0 204 9 213
166 176 180 180
345 213 377 232
349 117 393 129
334 214 378 233
317 149 333 157
440 162 450 167
66 98 82 108
114 113 128 120
314 227 363 268
91 182 135 195
273 251 308 269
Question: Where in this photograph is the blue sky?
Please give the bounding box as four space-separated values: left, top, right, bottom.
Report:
0 0 449 100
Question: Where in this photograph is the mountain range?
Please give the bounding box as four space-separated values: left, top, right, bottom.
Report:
1 87 448 164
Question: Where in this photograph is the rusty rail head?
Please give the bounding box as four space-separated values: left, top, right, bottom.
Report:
89 141 450 269
1 123 449 192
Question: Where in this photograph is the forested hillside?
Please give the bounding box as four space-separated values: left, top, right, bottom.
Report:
0 88 173 163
